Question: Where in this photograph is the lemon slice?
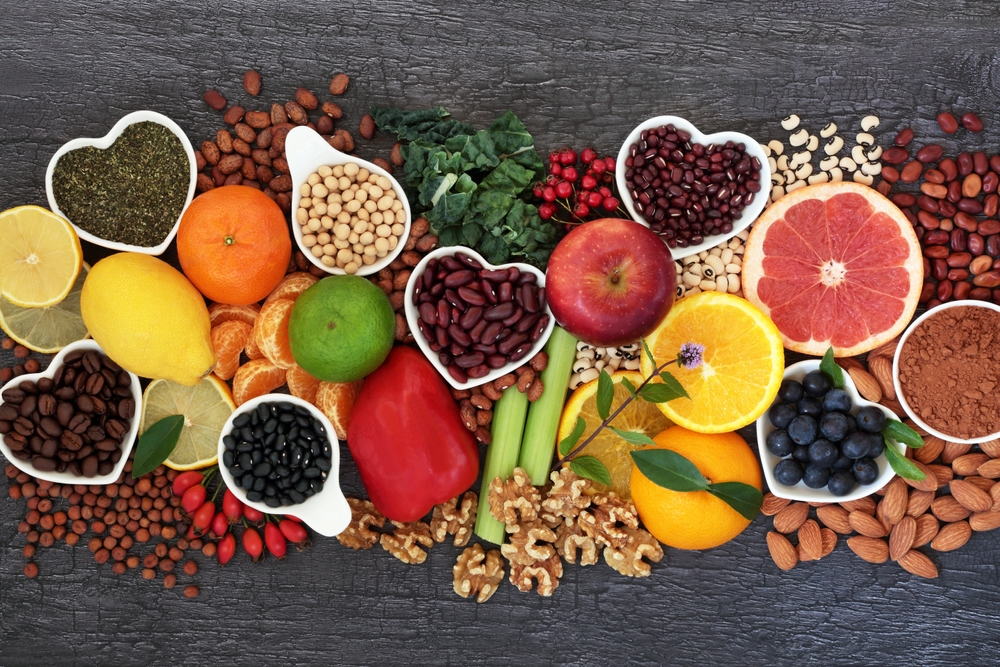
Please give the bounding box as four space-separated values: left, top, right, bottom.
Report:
0 205 83 308
140 375 235 470
0 263 90 353
557 371 672 499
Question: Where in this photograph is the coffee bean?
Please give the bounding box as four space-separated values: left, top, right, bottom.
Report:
37 394 56 417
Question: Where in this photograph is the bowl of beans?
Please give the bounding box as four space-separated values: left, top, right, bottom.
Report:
285 126 411 276
615 115 770 259
403 246 555 390
0 339 142 485
216 393 351 537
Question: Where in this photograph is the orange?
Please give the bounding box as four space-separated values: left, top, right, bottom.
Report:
264 272 318 305
742 182 922 356
286 364 322 404
177 185 291 306
315 380 363 440
232 358 286 406
255 298 295 369
208 302 260 328
631 425 762 550
211 320 253 381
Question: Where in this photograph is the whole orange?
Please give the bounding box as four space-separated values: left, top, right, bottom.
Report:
177 186 291 305
631 425 762 550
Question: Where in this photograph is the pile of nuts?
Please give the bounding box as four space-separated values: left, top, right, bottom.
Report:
674 231 747 299
296 162 406 273
451 352 550 444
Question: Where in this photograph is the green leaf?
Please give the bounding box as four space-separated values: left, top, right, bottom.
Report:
882 419 925 449
370 106 475 143
559 417 586 457
657 371 690 400
570 456 612 487
596 369 614 421
609 428 657 446
707 482 764 521
131 415 184 479
821 347 845 389
637 383 680 403
641 338 656 369
884 445 927 481
630 449 709 492
621 377 638 397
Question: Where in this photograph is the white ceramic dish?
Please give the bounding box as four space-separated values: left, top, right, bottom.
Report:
757 359 903 502
403 246 556 390
216 393 350 537
44 110 197 255
615 115 770 260
893 299 1000 444
285 126 412 277
0 339 142 485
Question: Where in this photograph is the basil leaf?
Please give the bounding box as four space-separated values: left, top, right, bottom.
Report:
630 449 709 492
821 346 845 389
131 415 184 479
884 445 927 481
882 419 925 449
620 377 637 397
596 369 614 421
570 456 612 487
609 427 656 446
707 482 764 521
559 417 586 457
657 371 690 401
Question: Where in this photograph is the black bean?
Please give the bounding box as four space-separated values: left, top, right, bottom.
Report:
246 490 263 502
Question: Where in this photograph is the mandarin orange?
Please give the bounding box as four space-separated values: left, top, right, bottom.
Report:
210 320 253 381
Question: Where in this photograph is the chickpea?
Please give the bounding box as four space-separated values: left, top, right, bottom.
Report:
302 234 317 248
332 164 345 177
343 162 359 177
316 232 331 245
318 165 333 178
307 218 321 232
334 224 351 240
310 245 324 258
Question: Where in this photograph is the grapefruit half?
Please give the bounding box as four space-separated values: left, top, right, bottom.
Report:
742 182 922 357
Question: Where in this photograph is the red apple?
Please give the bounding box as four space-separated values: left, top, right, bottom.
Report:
545 219 676 346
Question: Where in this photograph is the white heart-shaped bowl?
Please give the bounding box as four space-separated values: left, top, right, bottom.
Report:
285 126 412 277
757 359 903 502
216 393 350 537
893 299 1000 444
403 246 556 390
44 110 197 255
0 339 142 485
615 115 770 260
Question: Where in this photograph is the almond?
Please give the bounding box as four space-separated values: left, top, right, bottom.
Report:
963 475 994 492
868 336 900 359
979 438 1000 458
969 511 1000 532
329 73 350 96
773 502 809 534
766 531 798 571
867 355 896 400
897 549 938 578
942 442 973 464
840 497 877 515
847 367 882 403
931 495 972 523
913 513 940 547
816 504 852 534
953 453 990 477
990 482 1000 511
879 397 906 416
978 458 1000 479
761 493 791 517
906 489 935 518
849 510 887 537
930 520 972 551
875 499 893 533
820 527 837 557
880 478 908 525
847 535 889 563
888 515 917 560
914 435 945 464
798 519 823 560
927 464 954 488
836 357 865 372
796 543 815 562
359 113 376 140
902 460 939 492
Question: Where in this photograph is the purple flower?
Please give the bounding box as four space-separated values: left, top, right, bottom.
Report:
676 342 704 370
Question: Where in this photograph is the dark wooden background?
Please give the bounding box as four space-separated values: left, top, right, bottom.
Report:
3 2 1000 665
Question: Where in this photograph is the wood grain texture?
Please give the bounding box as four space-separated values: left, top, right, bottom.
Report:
3 1 1000 665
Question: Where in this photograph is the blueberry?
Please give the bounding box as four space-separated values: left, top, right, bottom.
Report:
828 470 857 496
845 414 858 433
797 397 823 417
802 370 832 397
840 432 871 459
852 457 880 485
808 438 839 467
856 406 886 433
788 415 818 445
766 429 795 457
822 389 852 414
777 379 805 404
802 464 831 489
866 434 886 459
833 454 853 469
774 459 804 486
819 412 849 442
793 445 812 463
768 403 798 430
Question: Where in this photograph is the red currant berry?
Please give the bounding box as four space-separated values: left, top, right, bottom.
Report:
560 149 577 166
576 189 591 203
602 196 619 211
549 151 561 164
590 159 606 175
581 174 598 190
603 157 616 172
546 174 560 186
549 162 562 176
555 181 573 198
562 167 578 182
587 192 603 208
581 147 596 164
533 187 544 199
542 186 557 202
599 186 612 197
573 203 590 218
538 203 556 219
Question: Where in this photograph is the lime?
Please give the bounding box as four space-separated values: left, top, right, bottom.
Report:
288 275 395 382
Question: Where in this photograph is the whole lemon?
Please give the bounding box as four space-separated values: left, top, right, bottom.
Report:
80 253 216 385
288 275 394 382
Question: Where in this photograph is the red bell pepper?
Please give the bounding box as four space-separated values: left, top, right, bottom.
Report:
346 346 479 522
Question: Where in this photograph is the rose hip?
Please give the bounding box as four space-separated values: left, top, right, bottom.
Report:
210 512 229 539
217 532 236 566
265 522 287 560
243 526 264 562
278 519 310 549
171 471 203 497
223 489 243 524
243 505 265 524
180 484 206 514
191 501 215 536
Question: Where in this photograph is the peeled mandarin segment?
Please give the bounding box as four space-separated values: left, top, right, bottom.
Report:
255 298 296 369
286 364 322 404
232 358 287 406
211 320 253 381
208 302 261 327
264 272 318 305
315 380 362 441
0 205 83 308
244 321 264 359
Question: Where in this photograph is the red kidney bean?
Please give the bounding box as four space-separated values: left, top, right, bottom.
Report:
436 300 451 328
957 152 973 176
516 272 536 286
970 287 992 300
947 252 972 268
430 282 445 297
892 193 917 208
447 324 472 348
916 144 944 163
962 112 984 132
937 112 959 134
495 328 512 343
883 147 909 164
459 306 483 330
931 258 948 280
481 279 497 304
950 229 967 252
974 152 989 175
486 355 507 369
521 285 539 313
497 332 528 356
472 343 497 355
536 288 546 312
501 306 524 328
438 351 452 367
939 158 958 181
485 302 515 322
455 253 482 270
983 172 999 194
530 315 550 342
480 321 503 345
917 211 940 229
953 281 972 300
497 282 513 303
919 280 935 303
900 161 923 182
937 279 953 301
434 325 450 348
969 233 986 256
443 270 476 288
508 343 533 363
454 352 484 369
882 165 900 183
923 245 949 259
467 364 490 379
958 197 984 214
894 128 914 146
917 195 940 213
419 302 436 325
947 181 963 203
924 230 949 245
439 256 462 272
516 312 540 333
457 286 485 306
480 269 508 283
468 319 488 343
448 365 468 384
948 268 970 281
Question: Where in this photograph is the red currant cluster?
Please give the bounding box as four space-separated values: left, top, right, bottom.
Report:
534 148 624 223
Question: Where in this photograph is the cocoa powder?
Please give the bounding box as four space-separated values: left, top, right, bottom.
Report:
898 306 1000 439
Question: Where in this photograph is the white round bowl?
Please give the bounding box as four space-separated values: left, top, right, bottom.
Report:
285 126 411 277
756 359 903 502
615 115 770 260
216 393 350 537
44 110 197 255
0 339 142 485
403 246 556 390
893 299 1000 444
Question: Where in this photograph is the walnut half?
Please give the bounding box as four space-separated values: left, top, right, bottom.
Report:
488 467 541 526
555 516 599 566
431 491 477 547
603 526 663 577
508 553 563 596
380 520 434 564
336 498 385 550
578 492 639 549
453 543 505 603
541 467 593 528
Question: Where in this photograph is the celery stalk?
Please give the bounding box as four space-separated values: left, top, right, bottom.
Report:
518 327 578 485
473 386 529 544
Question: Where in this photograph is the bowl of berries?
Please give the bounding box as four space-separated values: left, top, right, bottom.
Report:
756 359 903 502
